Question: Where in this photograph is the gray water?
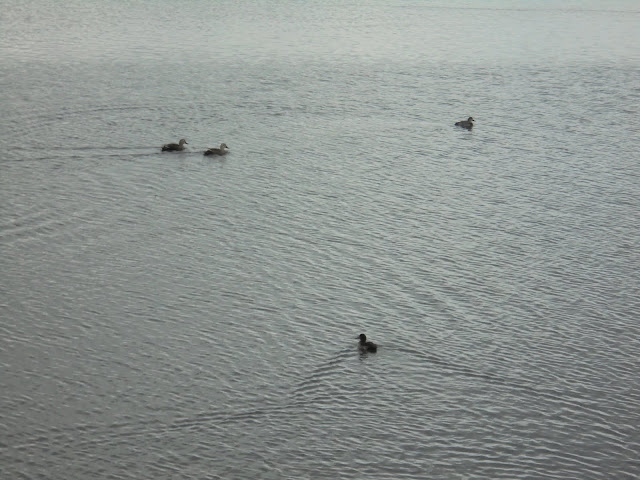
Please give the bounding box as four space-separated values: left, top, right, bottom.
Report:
2 1 640 479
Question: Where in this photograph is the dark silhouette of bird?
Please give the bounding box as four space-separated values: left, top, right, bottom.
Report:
358 333 378 353
162 139 188 151
455 117 475 129
203 143 229 156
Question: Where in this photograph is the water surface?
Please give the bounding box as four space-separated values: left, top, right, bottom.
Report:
1 1 639 479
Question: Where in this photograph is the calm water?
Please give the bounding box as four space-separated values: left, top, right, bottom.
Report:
1 1 639 478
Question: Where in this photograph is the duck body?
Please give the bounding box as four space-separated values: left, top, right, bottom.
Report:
162 139 188 151
358 333 378 353
455 117 475 129
204 143 229 156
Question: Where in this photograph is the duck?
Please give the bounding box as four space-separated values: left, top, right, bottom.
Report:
358 334 378 353
203 143 229 156
455 117 475 129
162 139 188 151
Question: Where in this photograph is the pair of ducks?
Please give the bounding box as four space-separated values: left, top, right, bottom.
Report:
161 139 229 156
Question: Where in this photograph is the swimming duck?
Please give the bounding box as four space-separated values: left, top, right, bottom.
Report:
162 139 188 151
203 143 229 156
358 334 378 353
455 117 475 129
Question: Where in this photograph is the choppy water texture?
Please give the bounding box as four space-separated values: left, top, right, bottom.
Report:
1 1 640 479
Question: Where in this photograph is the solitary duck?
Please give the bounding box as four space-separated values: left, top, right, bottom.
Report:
455 117 475 129
358 334 378 353
162 139 188 152
203 143 229 156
